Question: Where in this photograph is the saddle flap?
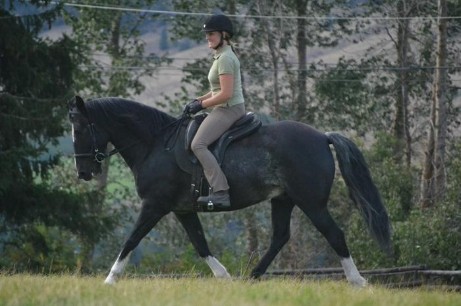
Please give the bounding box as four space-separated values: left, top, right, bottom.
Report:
212 113 262 164
178 111 261 171
185 112 258 152
185 113 207 151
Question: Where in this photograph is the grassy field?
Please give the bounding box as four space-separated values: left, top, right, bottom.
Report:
0 274 460 306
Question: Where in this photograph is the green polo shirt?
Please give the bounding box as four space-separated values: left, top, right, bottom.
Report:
208 45 245 107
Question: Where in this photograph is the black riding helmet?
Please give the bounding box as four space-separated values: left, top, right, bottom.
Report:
202 14 234 38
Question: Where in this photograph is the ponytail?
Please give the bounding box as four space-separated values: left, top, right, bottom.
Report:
223 32 236 54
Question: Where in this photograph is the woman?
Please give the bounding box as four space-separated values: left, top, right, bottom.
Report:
184 14 245 208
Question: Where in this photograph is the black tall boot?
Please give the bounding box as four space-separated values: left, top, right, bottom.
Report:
197 190 230 208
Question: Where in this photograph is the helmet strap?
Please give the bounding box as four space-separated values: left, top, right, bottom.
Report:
212 32 225 50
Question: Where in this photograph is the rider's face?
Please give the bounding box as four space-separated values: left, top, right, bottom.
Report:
205 31 221 49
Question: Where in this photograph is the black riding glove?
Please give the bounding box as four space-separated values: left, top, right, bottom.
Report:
185 99 204 114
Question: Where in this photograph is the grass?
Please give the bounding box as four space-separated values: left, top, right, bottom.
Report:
0 274 460 306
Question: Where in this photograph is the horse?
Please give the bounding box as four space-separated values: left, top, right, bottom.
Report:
68 95 391 286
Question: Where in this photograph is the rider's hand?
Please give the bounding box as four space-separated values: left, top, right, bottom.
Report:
184 99 204 114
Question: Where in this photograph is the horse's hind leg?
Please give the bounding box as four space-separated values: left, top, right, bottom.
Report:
175 212 230 278
303 207 366 287
104 203 168 284
251 194 295 278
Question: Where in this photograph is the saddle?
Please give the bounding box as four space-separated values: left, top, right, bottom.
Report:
173 112 262 211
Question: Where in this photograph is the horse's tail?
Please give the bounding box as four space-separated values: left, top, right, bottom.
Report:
326 132 392 255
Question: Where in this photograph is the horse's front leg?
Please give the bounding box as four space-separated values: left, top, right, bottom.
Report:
104 202 168 284
175 212 231 278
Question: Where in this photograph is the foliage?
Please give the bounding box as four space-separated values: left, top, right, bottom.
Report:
364 133 416 220
0 3 84 272
313 57 394 132
0 224 79 273
63 0 171 96
0 157 127 273
394 201 461 270
346 135 461 270
0 1 145 272
394 140 461 270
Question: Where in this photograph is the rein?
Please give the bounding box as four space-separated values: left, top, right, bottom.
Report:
163 113 190 151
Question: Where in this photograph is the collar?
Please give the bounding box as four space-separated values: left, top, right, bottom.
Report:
213 45 231 60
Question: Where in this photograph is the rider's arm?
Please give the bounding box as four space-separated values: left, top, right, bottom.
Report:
201 74 233 108
197 91 212 101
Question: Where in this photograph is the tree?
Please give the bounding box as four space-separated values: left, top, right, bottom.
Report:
392 0 414 166
0 4 74 223
0 1 128 272
0 3 92 271
419 0 449 208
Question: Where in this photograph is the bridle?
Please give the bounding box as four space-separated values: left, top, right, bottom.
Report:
70 111 137 163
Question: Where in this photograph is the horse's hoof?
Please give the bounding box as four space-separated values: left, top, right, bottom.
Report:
104 275 117 285
349 276 367 288
219 272 232 279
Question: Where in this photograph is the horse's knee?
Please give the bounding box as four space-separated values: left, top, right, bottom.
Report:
279 232 291 245
272 232 290 250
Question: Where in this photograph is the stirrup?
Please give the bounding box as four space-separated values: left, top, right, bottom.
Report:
197 190 230 210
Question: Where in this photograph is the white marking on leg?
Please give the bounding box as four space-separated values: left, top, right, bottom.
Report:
104 253 130 285
205 256 231 278
341 256 367 287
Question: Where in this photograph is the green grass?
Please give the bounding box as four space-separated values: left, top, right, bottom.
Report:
0 274 460 306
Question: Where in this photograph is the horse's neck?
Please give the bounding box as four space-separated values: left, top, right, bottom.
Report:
110 135 148 170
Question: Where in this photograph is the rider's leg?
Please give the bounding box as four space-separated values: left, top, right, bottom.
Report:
191 103 245 205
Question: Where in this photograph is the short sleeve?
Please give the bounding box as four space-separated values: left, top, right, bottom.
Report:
218 55 235 75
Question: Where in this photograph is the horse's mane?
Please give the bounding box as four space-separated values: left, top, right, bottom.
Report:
85 97 177 145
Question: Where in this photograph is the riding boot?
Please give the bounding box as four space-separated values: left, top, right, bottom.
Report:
197 190 231 208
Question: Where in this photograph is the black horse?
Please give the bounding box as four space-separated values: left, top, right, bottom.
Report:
68 96 391 286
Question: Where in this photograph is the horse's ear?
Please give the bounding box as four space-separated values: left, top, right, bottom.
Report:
74 95 89 117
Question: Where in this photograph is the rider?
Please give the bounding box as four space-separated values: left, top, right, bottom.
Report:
184 14 245 207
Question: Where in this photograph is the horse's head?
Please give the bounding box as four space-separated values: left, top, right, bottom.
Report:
68 96 109 181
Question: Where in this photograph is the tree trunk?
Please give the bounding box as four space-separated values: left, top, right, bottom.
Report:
419 0 448 208
265 20 281 120
295 0 308 121
433 0 448 203
420 99 436 208
392 1 412 167
244 211 259 258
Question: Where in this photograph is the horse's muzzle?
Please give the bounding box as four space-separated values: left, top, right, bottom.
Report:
78 171 93 181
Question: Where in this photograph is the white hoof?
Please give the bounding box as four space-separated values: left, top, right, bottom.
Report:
104 274 117 285
205 256 231 278
104 254 130 285
216 270 231 279
348 275 367 287
341 256 367 287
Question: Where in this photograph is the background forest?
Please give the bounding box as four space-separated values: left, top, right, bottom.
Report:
0 0 460 276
